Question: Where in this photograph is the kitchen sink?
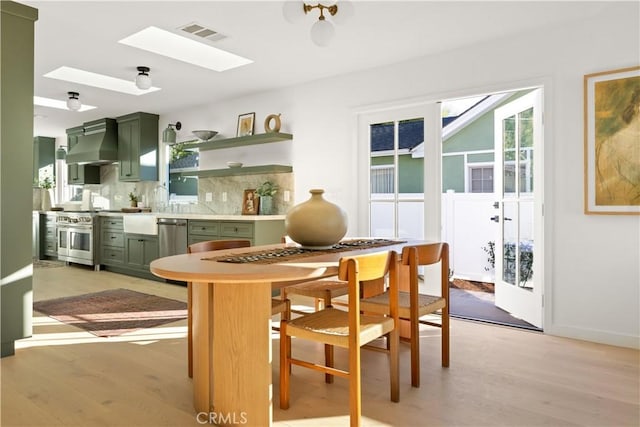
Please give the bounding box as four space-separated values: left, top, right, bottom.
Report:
122 214 157 235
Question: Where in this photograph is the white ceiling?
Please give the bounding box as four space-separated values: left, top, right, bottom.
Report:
24 0 609 137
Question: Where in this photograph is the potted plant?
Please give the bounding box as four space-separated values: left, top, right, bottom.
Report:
256 181 278 215
128 191 139 207
39 177 54 210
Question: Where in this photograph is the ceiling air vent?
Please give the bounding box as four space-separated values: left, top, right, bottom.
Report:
178 22 227 43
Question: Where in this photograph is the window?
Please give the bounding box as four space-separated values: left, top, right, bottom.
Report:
168 144 198 202
469 166 494 193
370 165 394 193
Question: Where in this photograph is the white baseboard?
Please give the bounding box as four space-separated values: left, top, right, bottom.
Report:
546 323 639 349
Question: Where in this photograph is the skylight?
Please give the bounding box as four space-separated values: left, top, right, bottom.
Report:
34 96 96 112
118 26 252 72
43 66 161 96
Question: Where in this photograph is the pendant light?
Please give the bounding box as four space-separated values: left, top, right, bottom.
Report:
66 92 81 111
135 66 152 90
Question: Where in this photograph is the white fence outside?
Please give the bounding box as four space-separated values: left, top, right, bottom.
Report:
369 191 535 284
441 191 498 283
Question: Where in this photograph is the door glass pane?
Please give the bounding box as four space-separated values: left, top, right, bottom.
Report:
398 202 424 239
502 201 517 286
370 121 395 200
519 107 533 193
370 202 394 238
502 115 516 195
519 199 534 290
398 118 424 196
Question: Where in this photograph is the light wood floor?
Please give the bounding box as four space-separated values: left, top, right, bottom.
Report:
1 264 638 426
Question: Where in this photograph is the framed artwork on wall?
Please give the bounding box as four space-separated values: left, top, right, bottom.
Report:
584 65 640 215
237 112 255 137
242 189 259 215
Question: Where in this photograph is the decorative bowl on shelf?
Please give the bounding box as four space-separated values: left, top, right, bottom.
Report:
227 161 243 168
192 130 218 142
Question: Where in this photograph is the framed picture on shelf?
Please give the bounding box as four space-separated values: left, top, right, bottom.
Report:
584 65 640 215
237 112 255 137
242 189 259 215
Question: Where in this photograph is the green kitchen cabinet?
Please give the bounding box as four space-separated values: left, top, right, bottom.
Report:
66 126 100 185
99 216 160 281
124 234 158 270
116 112 159 182
33 136 55 186
187 219 285 246
100 216 124 266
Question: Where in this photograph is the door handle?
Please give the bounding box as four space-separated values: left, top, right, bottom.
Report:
490 215 500 222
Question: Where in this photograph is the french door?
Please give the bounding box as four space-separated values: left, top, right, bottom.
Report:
358 104 441 241
493 89 543 328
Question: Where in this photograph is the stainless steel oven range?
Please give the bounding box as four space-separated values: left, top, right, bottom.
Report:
57 212 98 269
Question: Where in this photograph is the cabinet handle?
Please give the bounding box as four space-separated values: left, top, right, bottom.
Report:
138 239 144 242
126 173 132 177
111 236 117 239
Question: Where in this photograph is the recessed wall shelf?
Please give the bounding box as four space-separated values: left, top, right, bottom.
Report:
173 164 292 178
179 132 293 151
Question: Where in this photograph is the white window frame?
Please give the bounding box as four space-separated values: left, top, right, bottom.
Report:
468 162 495 193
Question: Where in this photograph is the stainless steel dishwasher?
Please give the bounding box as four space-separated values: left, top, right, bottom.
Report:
157 218 188 257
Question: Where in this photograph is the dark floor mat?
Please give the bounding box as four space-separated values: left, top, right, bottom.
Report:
449 288 541 331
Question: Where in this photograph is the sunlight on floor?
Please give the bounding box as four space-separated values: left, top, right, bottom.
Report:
15 315 187 349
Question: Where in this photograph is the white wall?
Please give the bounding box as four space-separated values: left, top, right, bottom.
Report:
163 3 639 348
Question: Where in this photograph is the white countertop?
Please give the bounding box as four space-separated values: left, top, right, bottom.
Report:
35 210 285 221
98 212 286 221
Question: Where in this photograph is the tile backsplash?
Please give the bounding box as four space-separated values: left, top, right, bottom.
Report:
81 164 293 215
197 173 294 215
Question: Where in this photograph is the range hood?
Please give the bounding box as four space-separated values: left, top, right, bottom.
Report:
65 118 118 165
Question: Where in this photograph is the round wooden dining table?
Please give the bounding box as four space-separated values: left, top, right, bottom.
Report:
150 241 415 426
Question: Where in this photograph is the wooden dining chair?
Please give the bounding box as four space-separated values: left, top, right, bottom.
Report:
359 242 450 387
280 250 400 427
186 239 290 378
279 236 349 314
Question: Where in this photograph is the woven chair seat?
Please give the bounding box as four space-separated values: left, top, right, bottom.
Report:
361 290 445 318
286 307 395 348
284 280 348 299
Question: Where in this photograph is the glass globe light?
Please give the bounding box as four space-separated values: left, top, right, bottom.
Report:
135 66 152 90
66 92 81 111
310 19 335 47
282 0 305 23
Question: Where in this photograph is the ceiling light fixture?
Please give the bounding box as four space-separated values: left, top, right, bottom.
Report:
44 66 160 96
34 96 96 112
66 92 81 111
283 1 353 47
162 121 182 144
135 66 152 90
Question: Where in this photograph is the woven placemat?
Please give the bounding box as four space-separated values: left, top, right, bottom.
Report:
203 239 404 265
